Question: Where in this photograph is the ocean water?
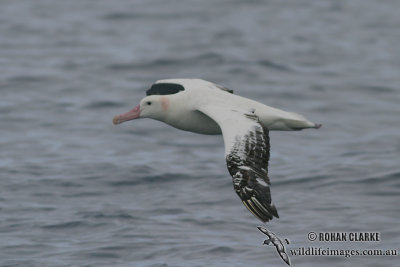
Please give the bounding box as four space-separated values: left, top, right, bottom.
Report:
1 0 399 266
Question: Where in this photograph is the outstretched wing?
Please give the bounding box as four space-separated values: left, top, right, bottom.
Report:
197 106 279 223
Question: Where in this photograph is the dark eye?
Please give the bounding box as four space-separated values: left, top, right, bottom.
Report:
147 101 152 105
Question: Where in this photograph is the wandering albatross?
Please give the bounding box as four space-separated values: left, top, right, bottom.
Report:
113 78 321 223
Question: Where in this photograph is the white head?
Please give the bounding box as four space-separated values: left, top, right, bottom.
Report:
113 78 218 125
113 94 171 125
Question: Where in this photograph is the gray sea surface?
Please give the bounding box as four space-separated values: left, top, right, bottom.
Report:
1 0 399 266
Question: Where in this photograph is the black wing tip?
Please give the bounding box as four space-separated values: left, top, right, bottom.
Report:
271 203 279 218
257 226 270 236
243 199 279 223
260 205 279 223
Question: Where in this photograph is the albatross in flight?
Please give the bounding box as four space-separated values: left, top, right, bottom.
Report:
113 78 321 223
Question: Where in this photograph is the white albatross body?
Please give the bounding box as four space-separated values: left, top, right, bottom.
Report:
113 78 321 223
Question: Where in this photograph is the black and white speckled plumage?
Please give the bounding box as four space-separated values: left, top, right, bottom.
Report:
226 114 279 223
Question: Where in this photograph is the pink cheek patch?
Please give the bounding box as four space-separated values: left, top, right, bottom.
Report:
161 97 169 111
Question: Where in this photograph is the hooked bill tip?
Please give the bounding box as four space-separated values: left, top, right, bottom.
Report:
112 115 121 125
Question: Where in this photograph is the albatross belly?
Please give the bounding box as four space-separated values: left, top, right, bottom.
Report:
164 110 222 135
